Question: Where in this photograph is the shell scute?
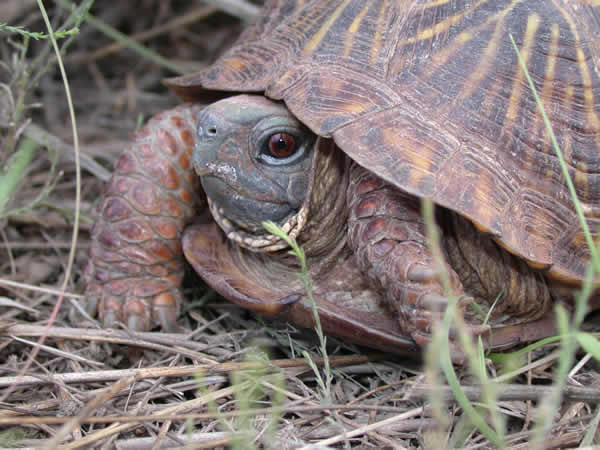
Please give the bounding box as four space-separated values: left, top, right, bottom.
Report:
171 0 600 282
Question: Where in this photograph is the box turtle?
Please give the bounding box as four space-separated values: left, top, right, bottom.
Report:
81 0 600 354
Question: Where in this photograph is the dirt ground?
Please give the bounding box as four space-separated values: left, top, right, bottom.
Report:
1 1 599 448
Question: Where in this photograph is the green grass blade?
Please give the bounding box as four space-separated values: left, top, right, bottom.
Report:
576 332 600 361
263 220 333 401
0 136 38 217
581 404 600 446
509 34 600 274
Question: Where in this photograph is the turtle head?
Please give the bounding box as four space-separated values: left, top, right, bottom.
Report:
194 95 317 250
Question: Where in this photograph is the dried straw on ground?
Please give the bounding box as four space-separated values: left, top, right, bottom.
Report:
0 1 599 448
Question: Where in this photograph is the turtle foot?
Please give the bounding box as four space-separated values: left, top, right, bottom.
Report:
408 294 490 363
77 277 182 332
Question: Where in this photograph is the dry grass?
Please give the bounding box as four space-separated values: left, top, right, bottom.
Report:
0 1 599 448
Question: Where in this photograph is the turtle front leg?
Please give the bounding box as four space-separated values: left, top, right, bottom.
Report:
80 104 203 331
347 164 489 348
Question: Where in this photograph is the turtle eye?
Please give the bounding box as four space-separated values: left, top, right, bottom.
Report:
267 133 296 158
258 130 306 166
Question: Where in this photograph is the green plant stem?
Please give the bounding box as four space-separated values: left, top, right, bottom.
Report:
509 32 600 448
262 220 332 401
581 404 600 446
422 199 504 448
509 34 600 273
0 23 78 39
0 137 38 216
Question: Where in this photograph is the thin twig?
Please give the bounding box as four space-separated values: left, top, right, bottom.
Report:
42 376 134 449
0 354 384 388
0 404 420 426
9 335 105 366
200 0 260 21
25 122 112 181
68 5 218 64
55 383 246 449
303 406 425 448
406 383 600 404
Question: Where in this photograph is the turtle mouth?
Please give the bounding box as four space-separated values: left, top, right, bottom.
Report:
200 174 286 206
200 174 298 229
207 197 308 252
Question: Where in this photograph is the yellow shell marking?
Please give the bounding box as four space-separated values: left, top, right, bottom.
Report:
455 10 507 103
383 128 433 174
426 0 520 92
554 0 600 135
505 13 540 128
561 85 575 161
401 0 489 45
536 23 560 146
583 0 600 7
427 30 470 73
224 58 248 72
575 164 589 198
369 0 389 65
422 0 452 7
304 0 354 54
343 2 370 57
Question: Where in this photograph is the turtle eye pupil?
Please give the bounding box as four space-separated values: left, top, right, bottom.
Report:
268 133 296 158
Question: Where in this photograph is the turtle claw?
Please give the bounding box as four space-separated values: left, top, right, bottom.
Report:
419 293 449 312
409 292 490 356
411 302 490 365
407 265 443 283
101 291 180 332
411 330 468 365
152 292 180 332
102 310 119 329
126 314 146 332
83 295 99 317
78 276 183 332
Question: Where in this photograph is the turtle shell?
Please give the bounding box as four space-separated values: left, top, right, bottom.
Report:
168 0 600 284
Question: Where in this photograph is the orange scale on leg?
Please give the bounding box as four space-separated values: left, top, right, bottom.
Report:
354 174 385 195
157 129 178 156
141 158 180 190
184 172 196 186
354 197 378 218
131 182 161 214
178 152 191 170
180 129 194 146
102 198 132 221
137 143 153 157
132 280 171 297
115 152 137 173
180 189 194 205
146 239 175 260
363 217 388 240
121 245 157 265
151 218 178 239
163 197 183 217
116 218 154 241
149 265 168 277
170 115 185 129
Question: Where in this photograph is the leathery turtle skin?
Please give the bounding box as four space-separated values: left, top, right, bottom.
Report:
81 0 600 355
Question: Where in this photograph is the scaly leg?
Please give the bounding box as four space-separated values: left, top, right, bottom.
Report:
80 104 203 331
346 164 489 347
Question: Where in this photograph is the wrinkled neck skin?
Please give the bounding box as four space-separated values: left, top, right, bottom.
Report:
230 138 350 283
